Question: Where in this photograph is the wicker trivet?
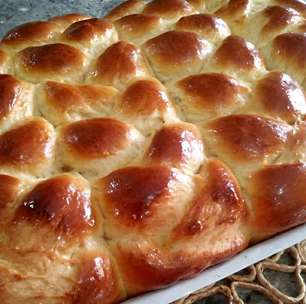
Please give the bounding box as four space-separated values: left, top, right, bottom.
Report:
174 240 306 304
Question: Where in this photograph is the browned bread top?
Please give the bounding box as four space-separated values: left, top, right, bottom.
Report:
0 0 305 303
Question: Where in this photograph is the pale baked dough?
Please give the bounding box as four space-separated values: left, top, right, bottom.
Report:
0 0 305 303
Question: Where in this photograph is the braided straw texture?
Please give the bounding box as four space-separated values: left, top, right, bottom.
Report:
0 0 305 303
175 240 306 304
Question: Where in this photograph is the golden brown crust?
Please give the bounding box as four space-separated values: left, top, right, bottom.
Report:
242 4 303 47
58 119 143 179
144 30 205 65
72 252 122 304
254 72 306 122
0 174 20 215
297 20 306 32
146 123 204 171
106 0 145 21
178 73 248 110
1 21 60 49
1 0 306 302
113 242 210 294
286 122 306 162
0 49 10 74
261 32 306 86
143 30 211 79
212 35 264 74
118 77 175 135
44 81 117 111
206 114 292 161
0 118 54 173
19 43 83 71
114 239 246 294
100 165 174 226
173 159 247 238
115 13 162 43
0 49 7 66
0 74 22 121
273 32 306 71
249 163 306 240
216 0 249 21
143 0 194 19
39 81 118 125
113 162 248 294
176 14 230 42
276 0 306 15
95 164 193 242
62 18 114 44
0 74 33 130
61 118 130 159
16 43 85 82
15 174 94 237
120 78 168 115
89 41 149 87
261 6 301 36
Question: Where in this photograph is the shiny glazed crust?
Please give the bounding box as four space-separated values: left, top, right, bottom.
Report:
0 0 305 303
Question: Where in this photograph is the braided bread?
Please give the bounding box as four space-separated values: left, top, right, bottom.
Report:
0 0 305 303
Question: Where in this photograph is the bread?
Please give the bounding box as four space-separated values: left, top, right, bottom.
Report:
0 0 305 303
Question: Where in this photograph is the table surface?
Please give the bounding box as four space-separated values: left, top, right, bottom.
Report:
0 1 303 303
0 0 123 37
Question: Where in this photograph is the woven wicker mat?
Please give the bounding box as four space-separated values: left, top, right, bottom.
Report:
173 240 306 304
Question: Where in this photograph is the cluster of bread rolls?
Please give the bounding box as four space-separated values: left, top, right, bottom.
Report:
0 0 305 303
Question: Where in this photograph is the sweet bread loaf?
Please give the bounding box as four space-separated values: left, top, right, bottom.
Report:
0 0 305 303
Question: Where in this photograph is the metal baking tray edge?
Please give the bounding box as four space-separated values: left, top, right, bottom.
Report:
123 224 306 304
